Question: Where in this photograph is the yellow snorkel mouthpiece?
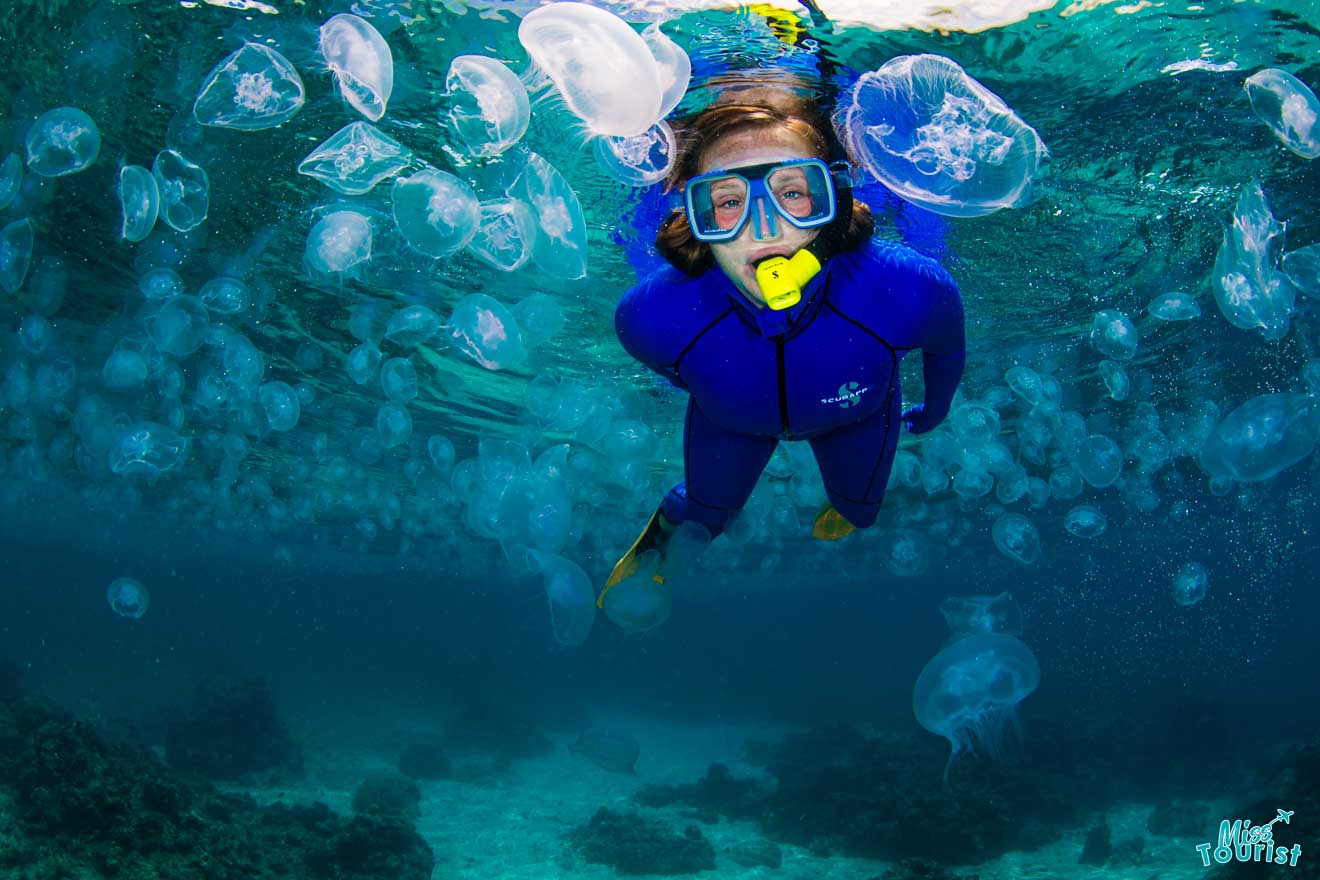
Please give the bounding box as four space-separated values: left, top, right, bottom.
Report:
756 249 822 311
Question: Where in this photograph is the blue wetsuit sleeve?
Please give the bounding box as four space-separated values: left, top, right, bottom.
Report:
917 272 966 426
615 275 686 389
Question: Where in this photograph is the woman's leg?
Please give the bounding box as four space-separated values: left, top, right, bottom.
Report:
808 396 902 530
661 398 779 537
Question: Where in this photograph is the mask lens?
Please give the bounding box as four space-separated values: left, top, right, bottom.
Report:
766 163 831 224
688 174 749 240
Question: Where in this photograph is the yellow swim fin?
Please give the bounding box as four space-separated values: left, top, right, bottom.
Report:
812 503 856 541
599 507 671 608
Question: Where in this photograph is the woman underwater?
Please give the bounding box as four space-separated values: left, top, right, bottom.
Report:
601 84 966 602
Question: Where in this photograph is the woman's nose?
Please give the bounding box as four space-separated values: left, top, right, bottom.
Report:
747 196 781 241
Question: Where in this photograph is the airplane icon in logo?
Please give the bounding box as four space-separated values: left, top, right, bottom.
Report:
1263 809 1294 830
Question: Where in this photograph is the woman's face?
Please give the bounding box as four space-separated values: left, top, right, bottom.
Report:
695 126 822 304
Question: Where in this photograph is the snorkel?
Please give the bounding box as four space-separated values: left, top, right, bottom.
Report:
755 164 855 310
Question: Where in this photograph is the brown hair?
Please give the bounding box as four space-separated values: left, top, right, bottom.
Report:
656 90 874 277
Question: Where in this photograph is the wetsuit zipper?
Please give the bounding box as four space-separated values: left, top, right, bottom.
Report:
775 337 790 434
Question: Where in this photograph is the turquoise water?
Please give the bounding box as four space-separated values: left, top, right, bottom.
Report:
2 1 1319 878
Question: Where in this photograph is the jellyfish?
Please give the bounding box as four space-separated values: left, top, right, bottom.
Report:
391 170 479 257
107 577 150 619
305 210 373 276
512 293 565 347
0 152 21 210
1089 309 1138 360
320 13 393 121
842 54 1047 217
376 401 412 448
640 22 690 120
18 315 53 355
139 267 184 300
0 218 34 295
427 434 456 471
153 149 210 232
1283 244 1320 297
1199 393 1320 483
379 356 418 402
198 276 251 317
507 152 588 280
991 512 1040 565
384 304 440 347
1172 562 1208 607
1244 68 1320 160
193 42 305 130
885 528 930 577
1003 365 1042 406
25 106 100 177
1063 504 1107 538
1076 434 1122 488
346 342 383 385
599 551 672 634
593 120 676 186
517 3 663 137
468 198 537 272
448 293 525 371
1212 181 1294 340
117 165 159 243
102 346 149 391
912 632 1041 780
1098 360 1129 402
146 295 210 357
298 122 410 196
258 381 301 431
108 421 188 476
445 55 530 158
939 592 1023 638
528 549 595 647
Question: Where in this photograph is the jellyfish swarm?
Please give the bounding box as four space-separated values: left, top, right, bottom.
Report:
913 633 1040 781
842 54 1047 217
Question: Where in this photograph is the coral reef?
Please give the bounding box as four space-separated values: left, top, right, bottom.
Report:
569 807 716 875
0 685 433 880
165 675 303 780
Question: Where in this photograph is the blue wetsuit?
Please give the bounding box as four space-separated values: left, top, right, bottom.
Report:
615 240 965 534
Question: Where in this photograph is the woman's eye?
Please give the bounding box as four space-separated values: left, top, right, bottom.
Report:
717 197 743 209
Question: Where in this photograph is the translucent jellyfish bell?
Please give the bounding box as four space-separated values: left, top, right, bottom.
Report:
1076 434 1122 488
512 293 565 347
1213 181 1294 340
298 122 411 195
391 170 479 257
939 592 1023 638
593 120 676 186
153 149 210 232
146 295 210 357
258 380 301 431
1199 393 1320 483
305 210 373 275
1063 504 1107 538
640 22 690 121
518 3 663 137
1147 291 1201 321
885 528 930 577
0 153 22 210
198 276 251 317
991 512 1041 565
508 152 588 280
1172 562 1209 607
193 43 306 130
25 107 101 177
0 218 35 295
107 577 150 619
843 54 1047 217
384 304 441 347
448 292 525 371
1244 68 1320 160
118 165 160 243
528 549 596 647
445 55 530 158
1089 309 1138 360
468 198 537 272
109 421 188 476
912 633 1041 781
319 14 394 122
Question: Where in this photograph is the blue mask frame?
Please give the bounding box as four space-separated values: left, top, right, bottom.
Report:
682 158 841 243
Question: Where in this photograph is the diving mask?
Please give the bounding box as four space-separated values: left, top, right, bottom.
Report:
683 158 841 244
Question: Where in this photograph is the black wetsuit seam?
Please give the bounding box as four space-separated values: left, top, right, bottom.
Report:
826 301 899 353
861 367 900 500
670 306 735 376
